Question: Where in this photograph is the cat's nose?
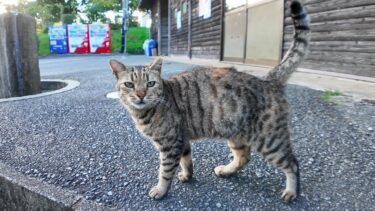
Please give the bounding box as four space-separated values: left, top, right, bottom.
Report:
136 90 146 99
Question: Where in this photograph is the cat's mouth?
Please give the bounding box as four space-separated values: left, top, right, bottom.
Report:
136 99 145 105
132 99 147 109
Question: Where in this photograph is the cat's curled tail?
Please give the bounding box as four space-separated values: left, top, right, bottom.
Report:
266 0 311 84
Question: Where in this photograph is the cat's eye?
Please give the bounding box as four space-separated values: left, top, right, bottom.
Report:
124 82 134 88
147 81 156 87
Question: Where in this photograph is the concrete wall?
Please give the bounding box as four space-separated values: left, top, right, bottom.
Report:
0 175 73 210
0 163 111 210
0 13 41 99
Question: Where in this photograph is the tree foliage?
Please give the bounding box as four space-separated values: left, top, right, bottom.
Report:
4 0 78 30
85 0 140 23
4 0 141 28
62 14 76 24
36 0 78 14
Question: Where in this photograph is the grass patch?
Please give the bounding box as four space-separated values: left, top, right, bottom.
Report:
320 90 342 104
37 27 149 56
112 27 150 54
111 29 122 53
126 27 149 54
37 32 50 56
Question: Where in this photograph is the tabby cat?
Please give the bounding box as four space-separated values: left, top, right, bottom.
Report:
109 0 310 202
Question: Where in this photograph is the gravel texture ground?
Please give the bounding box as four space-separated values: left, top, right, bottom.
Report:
0 55 374 210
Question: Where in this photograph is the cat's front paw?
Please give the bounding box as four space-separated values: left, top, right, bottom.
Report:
214 165 234 177
149 186 167 200
178 172 192 182
281 189 297 203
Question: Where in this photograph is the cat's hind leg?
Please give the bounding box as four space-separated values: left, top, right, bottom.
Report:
260 136 300 203
280 156 299 203
214 139 250 177
178 143 193 182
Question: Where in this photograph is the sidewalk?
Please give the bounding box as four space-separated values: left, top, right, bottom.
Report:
165 56 375 101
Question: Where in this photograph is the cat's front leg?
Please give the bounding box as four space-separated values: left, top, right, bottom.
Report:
149 143 183 199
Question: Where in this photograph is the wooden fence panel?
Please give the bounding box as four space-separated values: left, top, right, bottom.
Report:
283 0 375 77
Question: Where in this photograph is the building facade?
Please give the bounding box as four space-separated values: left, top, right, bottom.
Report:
140 0 375 78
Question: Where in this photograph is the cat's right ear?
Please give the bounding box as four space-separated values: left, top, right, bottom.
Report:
109 59 127 79
149 57 162 73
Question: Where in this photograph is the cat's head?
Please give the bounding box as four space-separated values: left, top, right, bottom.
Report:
109 58 164 110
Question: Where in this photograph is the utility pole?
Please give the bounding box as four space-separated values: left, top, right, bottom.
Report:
121 0 129 54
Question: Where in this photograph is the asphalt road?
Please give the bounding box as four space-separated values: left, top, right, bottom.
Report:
0 55 374 210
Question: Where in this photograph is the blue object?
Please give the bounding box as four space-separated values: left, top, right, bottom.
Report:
48 25 68 54
143 39 157 56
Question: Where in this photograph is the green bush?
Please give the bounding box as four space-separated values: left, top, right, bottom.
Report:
110 23 122 30
62 14 76 24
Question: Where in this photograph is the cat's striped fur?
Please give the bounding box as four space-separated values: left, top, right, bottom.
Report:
109 1 310 203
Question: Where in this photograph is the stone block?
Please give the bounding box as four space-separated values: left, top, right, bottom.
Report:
0 13 40 99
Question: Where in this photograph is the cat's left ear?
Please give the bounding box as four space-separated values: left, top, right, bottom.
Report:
149 57 162 73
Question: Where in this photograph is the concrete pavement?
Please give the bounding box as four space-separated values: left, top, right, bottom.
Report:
1 54 374 210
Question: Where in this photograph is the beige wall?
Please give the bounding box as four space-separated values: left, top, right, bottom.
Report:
223 0 284 66
245 0 283 66
223 7 247 61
